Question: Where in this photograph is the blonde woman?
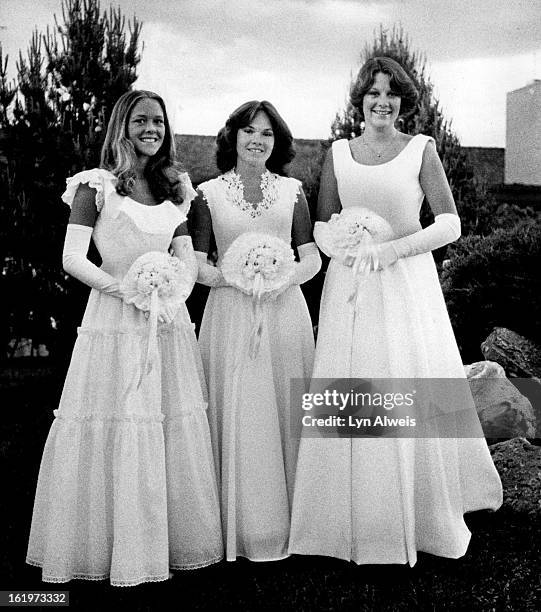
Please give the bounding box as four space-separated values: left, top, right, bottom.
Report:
27 90 223 586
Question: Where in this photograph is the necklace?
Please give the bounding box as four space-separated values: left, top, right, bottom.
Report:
360 133 398 159
222 169 279 218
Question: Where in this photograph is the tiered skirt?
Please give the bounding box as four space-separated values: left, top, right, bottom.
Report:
27 291 223 586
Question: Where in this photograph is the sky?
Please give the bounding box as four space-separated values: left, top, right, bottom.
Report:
1 0 540 147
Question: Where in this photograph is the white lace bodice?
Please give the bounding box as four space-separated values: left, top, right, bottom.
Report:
62 168 188 279
199 171 301 262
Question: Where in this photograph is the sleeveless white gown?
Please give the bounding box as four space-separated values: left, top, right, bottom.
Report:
26 169 223 586
288 136 502 566
198 172 315 561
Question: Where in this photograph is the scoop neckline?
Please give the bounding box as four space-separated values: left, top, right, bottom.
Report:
102 171 172 207
346 134 419 167
125 196 173 208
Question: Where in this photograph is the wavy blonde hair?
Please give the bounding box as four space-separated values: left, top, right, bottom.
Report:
100 90 184 203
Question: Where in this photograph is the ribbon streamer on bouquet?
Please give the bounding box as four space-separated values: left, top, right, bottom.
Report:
137 288 159 389
347 232 379 311
248 271 265 359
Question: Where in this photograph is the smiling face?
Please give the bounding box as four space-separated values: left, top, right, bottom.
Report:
236 111 275 168
362 72 401 130
127 98 165 160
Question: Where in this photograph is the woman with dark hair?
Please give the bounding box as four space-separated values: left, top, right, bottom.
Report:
27 90 223 585
190 100 321 561
289 58 502 564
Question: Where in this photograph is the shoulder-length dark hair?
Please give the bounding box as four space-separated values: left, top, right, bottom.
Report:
216 100 295 175
100 89 184 203
350 56 419 120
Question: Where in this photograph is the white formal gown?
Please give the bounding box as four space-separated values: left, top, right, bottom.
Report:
197 171 315 561
27 169 223 586
289 136 503 566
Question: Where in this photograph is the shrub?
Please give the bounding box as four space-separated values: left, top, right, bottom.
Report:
441 220 541 363
0 0 141 361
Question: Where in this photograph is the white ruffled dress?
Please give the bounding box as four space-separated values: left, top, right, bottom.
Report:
26 169 223 586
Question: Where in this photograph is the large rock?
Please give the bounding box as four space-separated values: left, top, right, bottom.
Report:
481 327 541 380
465 360 536 439
465 360 506 379
489 437 541 517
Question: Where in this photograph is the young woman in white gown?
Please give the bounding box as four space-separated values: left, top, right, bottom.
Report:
190 101 321 561
26 90 223 586
289 58 502 565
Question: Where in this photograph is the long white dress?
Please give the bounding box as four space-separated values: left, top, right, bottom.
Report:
197 171 315 561
26 169 223 586
289 136 503 566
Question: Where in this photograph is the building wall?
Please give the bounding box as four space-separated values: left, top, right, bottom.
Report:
176 134 506 188
505 80 541 185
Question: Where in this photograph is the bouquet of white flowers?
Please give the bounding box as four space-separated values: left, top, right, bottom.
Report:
123 251 192 386
319 207 393 259
221 232 295 358
314 207 394 306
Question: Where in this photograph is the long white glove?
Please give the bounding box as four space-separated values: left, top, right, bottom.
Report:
293 242 322 284
194 251 229 288
313 222 334 259
264 242 322 301
62 224 124 298
375 213 461 269
171 235 198 291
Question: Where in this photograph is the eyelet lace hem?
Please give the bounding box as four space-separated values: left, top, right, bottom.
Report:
52 402 208 423
170 554 223 571
27 557 171 587
53 410 166 423
27 555 223 585
77 320 195 337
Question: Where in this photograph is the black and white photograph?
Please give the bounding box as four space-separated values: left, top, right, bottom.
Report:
1 0 540 609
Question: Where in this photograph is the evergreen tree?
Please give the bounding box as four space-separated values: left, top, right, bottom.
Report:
331 25 498 237
0 0 142 359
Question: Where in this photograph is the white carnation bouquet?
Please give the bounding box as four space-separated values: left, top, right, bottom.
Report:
314 207 394 306
123 251 192 386
221 232 295 358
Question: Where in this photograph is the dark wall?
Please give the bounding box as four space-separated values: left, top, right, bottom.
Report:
176 134 506 189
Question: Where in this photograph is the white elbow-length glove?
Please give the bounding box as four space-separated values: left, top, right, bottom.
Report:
264 242 322 301
375 213 461 270
62 224 125 298
315 214 460 270
313 222 335 260
194 251 229 288
292 242 322 285
172 235 198 290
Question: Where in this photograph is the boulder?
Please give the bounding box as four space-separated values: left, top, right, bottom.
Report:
465 360 506 379
481 327 541 380
489 437 541 517
465 360 536 439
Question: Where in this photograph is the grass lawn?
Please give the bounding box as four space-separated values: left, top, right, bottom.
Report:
1 369 539 611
